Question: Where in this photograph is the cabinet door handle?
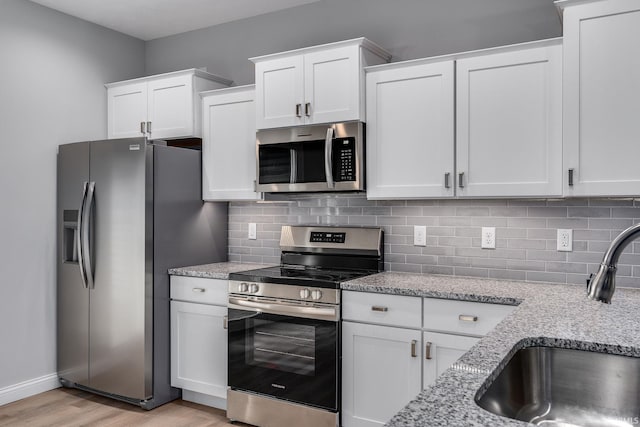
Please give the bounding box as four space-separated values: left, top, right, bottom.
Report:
192 287 205 293
411 340 418 358
147 121 152 135
223 315 228 330
459 314 478 322
295 104 302 118
458 172 465 188
444 172 451 189
425 342 432 360
568 168 574 186
140 121 146 135
305 102 311 117
371 306 388 312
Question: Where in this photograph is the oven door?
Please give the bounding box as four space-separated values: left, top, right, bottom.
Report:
256 121 364 193
227 301 339 411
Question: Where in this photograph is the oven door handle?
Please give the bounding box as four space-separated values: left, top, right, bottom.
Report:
228 297 339 322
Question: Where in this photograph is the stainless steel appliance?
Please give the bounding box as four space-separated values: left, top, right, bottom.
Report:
57 137 227 409
256 121 365 193
227 225 384 427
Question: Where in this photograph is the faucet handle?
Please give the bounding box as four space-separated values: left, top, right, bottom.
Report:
586 273 594 289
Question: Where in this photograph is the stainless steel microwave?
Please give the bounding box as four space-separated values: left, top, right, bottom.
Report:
256 121 364 193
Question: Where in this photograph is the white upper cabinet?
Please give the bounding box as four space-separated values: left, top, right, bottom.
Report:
558 0 640 196
251 38 391 130
201 85 261 201
365 39 562 199
106 69 231 140
366 59 455 199
456 42 562 197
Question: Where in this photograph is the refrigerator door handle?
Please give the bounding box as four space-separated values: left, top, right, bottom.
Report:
81 182 96 289
77 182 89 289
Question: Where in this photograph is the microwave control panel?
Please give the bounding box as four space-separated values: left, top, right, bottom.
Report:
335 138 356 181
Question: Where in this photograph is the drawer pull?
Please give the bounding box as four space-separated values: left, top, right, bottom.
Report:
192 287 206 293
411 340 417 358
371 306 388 312
425 342 432 360
459 314 478 322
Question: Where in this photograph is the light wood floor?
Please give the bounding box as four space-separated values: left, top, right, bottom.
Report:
0 388 251 426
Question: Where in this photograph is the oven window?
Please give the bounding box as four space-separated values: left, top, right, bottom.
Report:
249 320 316 376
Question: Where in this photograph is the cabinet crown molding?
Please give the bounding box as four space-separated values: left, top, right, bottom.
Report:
200 84 255 98
249 37 391 63
105 68 233 89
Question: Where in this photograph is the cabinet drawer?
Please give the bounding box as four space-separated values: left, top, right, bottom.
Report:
423 298 515 336
342 291 421 328
170 276 227 305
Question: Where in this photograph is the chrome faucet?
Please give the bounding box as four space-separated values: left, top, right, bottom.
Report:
587 222 640 303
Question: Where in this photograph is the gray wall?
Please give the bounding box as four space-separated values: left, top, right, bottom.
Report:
229 196 640 288
145 0 562 84
0 0 144 396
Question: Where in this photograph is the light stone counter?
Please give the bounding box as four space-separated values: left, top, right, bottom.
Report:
168 262 274 280
342 272 640 426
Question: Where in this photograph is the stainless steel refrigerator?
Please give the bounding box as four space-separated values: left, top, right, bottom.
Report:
57 137 227 409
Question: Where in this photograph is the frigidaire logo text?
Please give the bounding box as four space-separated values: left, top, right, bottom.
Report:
271 383 286 389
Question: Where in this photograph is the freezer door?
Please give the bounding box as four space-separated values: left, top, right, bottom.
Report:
88 138 152 400
57 142 90 387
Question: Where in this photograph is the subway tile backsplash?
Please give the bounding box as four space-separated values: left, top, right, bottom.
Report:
227 194 640 289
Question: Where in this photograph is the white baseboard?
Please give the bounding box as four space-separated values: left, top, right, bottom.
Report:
0 373 60 406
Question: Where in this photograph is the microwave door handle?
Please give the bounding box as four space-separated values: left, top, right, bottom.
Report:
290 149 297 184
81 182 96 289
77 182 89 289
324 127 335 188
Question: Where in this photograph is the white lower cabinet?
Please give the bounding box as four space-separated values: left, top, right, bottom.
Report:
342 322 422 427
170 276 228 409
422 331 479 388
341 291 516 427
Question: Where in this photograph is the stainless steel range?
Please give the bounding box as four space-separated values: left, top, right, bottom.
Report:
226 225 384 427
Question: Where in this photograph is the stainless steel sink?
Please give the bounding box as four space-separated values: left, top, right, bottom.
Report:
475 346 640 426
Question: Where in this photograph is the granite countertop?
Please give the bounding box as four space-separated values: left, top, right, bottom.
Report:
168 262 274 280
342 272 640 426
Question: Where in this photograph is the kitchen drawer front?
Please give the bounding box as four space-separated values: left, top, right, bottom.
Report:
342 291 421 328
423 298 515 336
170 276 227 306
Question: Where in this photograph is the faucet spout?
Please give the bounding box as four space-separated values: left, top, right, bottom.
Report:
587 222 640 303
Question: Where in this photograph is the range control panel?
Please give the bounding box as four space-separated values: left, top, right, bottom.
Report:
310 232 346 243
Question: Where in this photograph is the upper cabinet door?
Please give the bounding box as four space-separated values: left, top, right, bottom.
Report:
366 60 455 199
147 74 194 140
255 56 304 130
304 45 360 125
202 86 261 201
562 0 640 196
107 82 147 139
456 43 562 197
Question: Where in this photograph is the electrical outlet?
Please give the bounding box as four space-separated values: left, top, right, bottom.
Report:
557 229 573 252
248 223 257 240
481 227 496 249
414 225 427 246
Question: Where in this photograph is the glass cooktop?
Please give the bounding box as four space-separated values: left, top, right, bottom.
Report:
228 266 376 289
